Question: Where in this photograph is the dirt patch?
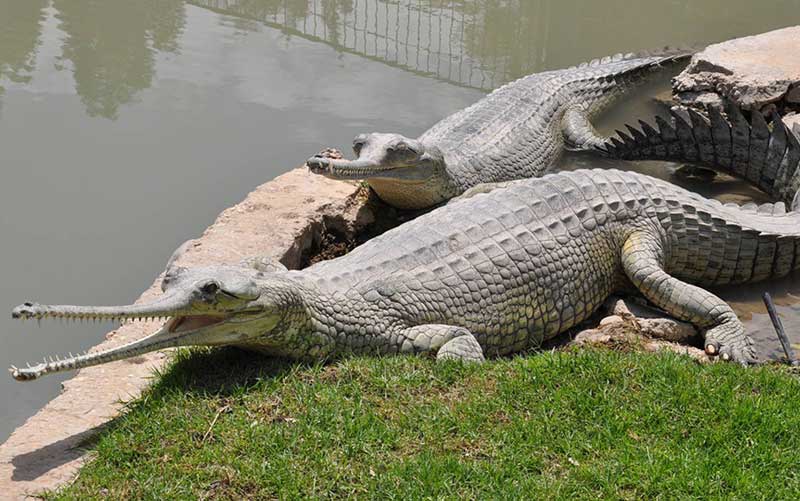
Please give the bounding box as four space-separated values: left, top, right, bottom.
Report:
300 185 428 268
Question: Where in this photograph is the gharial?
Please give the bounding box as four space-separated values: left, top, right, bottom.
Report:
12 164 800 380
597 105 800 207
306 48 693 210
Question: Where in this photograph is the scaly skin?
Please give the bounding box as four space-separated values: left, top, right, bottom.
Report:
306 50 690 209
12 169 799 380
598 105 800 208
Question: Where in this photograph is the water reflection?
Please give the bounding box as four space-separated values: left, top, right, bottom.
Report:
52 0 185 119
190 0 800 91
2 0 798 118
0 0 48 114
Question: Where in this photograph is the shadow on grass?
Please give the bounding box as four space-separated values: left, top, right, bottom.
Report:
146 347 303 397
11 347 303 482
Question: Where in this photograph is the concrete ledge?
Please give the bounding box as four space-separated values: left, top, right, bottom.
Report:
0 168 365 499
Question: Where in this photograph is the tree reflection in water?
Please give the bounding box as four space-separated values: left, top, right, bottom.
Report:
52 0 185 119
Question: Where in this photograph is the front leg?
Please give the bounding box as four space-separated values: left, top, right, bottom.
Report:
399 324 485 362
621 232 757 365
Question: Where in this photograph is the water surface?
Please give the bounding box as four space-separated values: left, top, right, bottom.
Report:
2 0 799 442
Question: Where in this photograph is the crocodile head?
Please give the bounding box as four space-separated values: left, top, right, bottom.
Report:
9 265 300 381
306 133 453 209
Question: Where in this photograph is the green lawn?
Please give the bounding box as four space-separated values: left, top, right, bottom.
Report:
51 348 800 500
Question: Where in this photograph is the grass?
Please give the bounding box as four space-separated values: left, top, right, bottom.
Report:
49 347 800 500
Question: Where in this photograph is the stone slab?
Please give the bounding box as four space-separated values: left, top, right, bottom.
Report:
674 26 800 110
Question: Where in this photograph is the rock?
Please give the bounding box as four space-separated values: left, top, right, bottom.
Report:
643 340 709 363
572 329 612 346
605 296 667 320
599 315 624 326
674 91 724 109
595 296 701 351
638 317 697 343
673 26 800 110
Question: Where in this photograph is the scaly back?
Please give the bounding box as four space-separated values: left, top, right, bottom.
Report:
304 169 800 291
420 50 690 184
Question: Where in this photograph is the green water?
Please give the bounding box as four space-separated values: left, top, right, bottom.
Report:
1 0 799 443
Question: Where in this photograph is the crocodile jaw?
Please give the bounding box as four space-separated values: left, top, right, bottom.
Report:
8 309 277 381
9 278 273 381
307 156 436 182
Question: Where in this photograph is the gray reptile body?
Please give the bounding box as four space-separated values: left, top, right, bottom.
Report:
598 105 800 208
307 51 689 209
287 168 796 361
13 169 800 379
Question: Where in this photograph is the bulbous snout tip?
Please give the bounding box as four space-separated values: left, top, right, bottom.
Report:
307 147 346 174
12 302 39 320
306 155 330 174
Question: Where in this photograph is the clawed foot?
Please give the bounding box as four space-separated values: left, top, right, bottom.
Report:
704 336 758 366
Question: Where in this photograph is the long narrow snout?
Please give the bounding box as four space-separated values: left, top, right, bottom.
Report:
306 156 386 180
9 292 217 381
12 291 194 323
11 322 183 381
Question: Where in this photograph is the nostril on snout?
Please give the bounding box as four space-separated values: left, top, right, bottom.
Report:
12 302 36 319
306 157 329 171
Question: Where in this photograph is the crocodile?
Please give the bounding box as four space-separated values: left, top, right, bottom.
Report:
306 49 691 210
12 168 800 380
596 105 800 207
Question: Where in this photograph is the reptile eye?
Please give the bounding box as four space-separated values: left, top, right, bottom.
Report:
388 142 417 157
353 134 368 155
202 282 220 295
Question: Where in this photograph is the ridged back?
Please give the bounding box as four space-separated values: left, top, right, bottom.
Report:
305 169 800 290
419 51 689 184
599 106 800 206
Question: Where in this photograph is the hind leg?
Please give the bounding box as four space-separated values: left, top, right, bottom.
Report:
621 232 757 365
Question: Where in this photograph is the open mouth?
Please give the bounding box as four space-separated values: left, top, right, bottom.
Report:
167 314 227 333
9 312 236 382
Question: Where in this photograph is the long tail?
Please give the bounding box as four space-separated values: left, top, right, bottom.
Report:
596 106 800 207
713 199 800 284
567 47 694 119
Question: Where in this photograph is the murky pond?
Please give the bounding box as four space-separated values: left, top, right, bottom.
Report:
1 0 799 441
